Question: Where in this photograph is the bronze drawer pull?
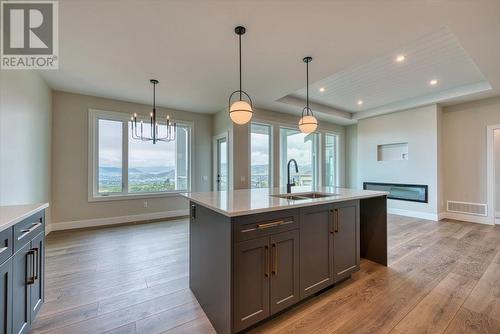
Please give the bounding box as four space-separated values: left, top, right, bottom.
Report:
18 222 42 241
256 220 293 230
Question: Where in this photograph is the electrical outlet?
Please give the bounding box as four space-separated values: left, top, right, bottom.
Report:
202 175 208 181
143 201 148 208
240 176 245 182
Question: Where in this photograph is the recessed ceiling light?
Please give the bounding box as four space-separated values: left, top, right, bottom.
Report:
319 87 325 92
429 79 438 86
357 100 363 106
395 55 405 63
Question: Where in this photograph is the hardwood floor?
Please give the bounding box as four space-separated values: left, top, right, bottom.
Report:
31 215 500 334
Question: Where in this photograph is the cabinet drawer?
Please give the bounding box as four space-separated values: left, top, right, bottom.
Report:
233 209 299 242
0 227 13 266
13 210 44 252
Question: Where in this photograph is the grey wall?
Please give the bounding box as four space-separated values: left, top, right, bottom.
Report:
442 96 500 208
345 124 358 188
51 91 212 224
494 130 500 216
0 71 52 219
356 105 440 217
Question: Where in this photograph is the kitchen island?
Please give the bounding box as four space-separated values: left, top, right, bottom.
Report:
182 187 387 334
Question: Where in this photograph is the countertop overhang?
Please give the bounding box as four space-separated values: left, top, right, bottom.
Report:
0 203 49 232
181 187 387 217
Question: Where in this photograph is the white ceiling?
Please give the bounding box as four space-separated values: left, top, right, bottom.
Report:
291 27 491 117
38 0 500 125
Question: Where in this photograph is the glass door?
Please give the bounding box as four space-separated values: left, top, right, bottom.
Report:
216 137 228 191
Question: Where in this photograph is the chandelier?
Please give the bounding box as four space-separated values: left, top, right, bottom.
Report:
130 79 176 144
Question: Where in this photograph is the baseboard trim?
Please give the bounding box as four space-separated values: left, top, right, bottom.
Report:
387 208 439 221
440 212 492 225
48 209 189 233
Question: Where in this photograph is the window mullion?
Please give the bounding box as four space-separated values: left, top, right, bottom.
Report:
122 120 129 195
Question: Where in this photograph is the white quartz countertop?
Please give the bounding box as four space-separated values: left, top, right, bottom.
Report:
0 203 49 232
181 187 387 217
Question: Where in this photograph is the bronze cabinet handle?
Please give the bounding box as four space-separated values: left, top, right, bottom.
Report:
329 210 334 234
335 209 339 233
272 243 278 275
26 250 35 285
264 245 269 278
32 247 39 280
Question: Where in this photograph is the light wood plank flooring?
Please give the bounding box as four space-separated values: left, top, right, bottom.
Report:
31 215 500 334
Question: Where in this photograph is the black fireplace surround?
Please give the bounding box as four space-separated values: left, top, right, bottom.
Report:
363 182 428 203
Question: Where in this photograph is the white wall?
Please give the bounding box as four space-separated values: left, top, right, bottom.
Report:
357 105 440 219
0 71 52 218
51 91 212 225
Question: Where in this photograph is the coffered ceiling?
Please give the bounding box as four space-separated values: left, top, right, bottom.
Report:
38 0 500 125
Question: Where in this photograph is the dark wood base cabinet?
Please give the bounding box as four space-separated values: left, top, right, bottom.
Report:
189 197 387 334
0 210 45 334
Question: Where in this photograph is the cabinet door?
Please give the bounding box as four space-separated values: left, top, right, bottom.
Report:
299 205 334 298
30 233 44 320
0 258 12 334
234 237 270 332
333 200 360 282
270 229 299 315
12 243 32 334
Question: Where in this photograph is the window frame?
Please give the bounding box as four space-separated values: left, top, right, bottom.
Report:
323 132 339 187
279 126 320 188
249 122 273 189
88 108 192 202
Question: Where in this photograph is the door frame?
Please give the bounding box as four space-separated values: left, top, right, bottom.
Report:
213 132 229 191
486 124 500 225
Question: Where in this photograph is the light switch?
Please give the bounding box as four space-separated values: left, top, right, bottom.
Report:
240 176 246 182
202 175 208 181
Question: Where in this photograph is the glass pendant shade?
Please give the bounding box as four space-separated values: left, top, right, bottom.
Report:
299 56 319 134
229 26 254 125
298 114 318 134
230 100 253 125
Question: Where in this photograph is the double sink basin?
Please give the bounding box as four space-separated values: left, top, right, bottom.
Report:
271 192 339 201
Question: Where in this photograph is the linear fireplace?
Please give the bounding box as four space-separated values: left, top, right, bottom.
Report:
363 182 428 203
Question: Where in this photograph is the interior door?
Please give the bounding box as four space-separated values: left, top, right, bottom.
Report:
215 136 228 191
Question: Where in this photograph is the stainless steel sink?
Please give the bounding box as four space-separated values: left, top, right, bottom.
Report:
271 192 339 200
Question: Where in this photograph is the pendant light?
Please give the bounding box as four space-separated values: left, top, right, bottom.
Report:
130 79 176 144
229 26 253 125
298 57 318 134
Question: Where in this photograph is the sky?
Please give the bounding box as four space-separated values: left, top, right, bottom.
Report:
98 119 187 169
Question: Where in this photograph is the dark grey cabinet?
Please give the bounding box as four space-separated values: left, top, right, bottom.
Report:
299 204 334 298
30 233 44 320
233 226 300 332
234 237 270 333
0 258 12 334
333 201 360 282
269 229 299 315
12 243 31 334
0 209 45 334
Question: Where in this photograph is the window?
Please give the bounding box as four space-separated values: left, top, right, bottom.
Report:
250 123 272 188
280 127 318 187
324 133 338 187
98 119 123 193
89 109 191 200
